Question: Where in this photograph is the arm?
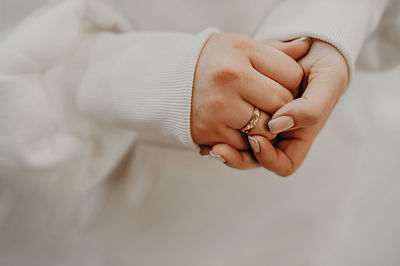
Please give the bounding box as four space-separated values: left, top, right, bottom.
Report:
254 0 391 77
0 0 217 149
0 0 215 192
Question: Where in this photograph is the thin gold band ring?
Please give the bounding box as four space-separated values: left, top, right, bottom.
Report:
240 107 260 134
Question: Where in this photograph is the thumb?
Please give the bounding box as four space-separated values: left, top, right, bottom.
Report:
261 37 312 60
267 73 343 134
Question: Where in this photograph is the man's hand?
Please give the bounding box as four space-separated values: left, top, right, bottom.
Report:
206 40 349 175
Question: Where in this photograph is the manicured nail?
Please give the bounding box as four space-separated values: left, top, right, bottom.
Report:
294 36 312 45
199 146 210 156
209 150 226 163
248 136 260 153
268 116 294 134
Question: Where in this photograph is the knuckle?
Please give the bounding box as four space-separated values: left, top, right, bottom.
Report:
276 172 289 177
277 169 294 177
273 86 293 107
215 124 229 139
211 65 241 85
206 95 228 114
282 89 294 103
302 110 321 126
276 164 298 177
290 66 304 89
231 35 252 50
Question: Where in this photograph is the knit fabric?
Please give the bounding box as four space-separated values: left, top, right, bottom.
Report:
254 0 390 80
0 0 394 265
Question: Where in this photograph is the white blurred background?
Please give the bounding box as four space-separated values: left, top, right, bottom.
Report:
0 1 399 265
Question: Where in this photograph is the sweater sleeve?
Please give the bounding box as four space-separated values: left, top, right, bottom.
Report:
0 0 217 192
253 0 391 78
0 0 217 150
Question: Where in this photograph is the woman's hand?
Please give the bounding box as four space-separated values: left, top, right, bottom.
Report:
191 33 311 150
205 40 349 174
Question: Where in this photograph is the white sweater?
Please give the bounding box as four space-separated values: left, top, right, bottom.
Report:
0 0 396 265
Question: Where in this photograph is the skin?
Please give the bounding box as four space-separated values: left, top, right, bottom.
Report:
191 32 311 151
205 39 349 176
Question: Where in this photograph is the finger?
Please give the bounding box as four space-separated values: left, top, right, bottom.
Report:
247 135 292 176
210 144 260 169
245 110 276 140
199 126 249 150
199 145 211 156
247 134 311 177
213 96 259 150
261 37 312 61
219 127 249 150
221 94 259 129
238 69 294 114
216 110 276 150
268 73 346 134
248 41 304 91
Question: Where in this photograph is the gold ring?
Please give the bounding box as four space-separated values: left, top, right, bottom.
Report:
240 107 260 134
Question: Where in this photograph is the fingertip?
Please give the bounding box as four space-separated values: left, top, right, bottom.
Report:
199 145 211 156
292 36 313 46
259 37 311 61
209 149 226 163
284 36 312 60
271 97 315 131
212 144 259 169
250 135 273 161
249 135 286 173
248 135 260 153
268 116 295 134
211 144 229 160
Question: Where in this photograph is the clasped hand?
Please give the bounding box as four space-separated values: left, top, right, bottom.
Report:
191 33 349 176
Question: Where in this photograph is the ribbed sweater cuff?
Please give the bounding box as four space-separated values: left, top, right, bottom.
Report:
154 28 218 149
77 28 219 150
254 0 389 82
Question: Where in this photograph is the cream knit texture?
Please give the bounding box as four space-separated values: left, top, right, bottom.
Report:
0 0 395 265
0 0 217 152
254 0 390 80
76 28 217 149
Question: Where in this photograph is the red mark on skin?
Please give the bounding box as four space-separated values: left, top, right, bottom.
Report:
212 68 240 85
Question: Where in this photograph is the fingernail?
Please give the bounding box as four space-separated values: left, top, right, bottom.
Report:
248 136 260 153
294 36 312 45
199 146 210 156
209 150 226 163
268 116 294 134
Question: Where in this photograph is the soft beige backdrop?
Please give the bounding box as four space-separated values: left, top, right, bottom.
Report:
0 1 399 265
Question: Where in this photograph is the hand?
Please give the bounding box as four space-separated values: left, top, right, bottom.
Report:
191 33 311 150
205 40 349 175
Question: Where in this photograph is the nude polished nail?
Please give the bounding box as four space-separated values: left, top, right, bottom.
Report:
209 151 226 163
248 136 260 153
294 36 312 44
268 116 294 134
